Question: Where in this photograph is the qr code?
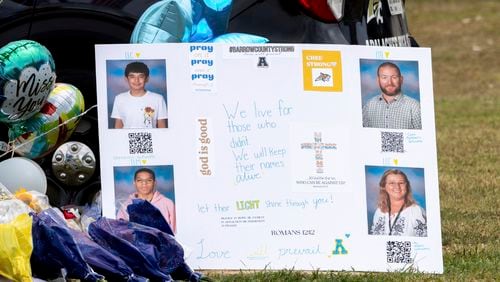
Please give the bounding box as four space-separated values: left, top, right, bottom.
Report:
381 131 404 153
387 241 413 264
128 132 153 154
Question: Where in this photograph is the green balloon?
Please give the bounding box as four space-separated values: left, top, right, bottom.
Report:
9 83 85 159
0 40 56 123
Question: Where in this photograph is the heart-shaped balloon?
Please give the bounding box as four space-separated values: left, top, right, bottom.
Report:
0 40 56 123
8 83 85 159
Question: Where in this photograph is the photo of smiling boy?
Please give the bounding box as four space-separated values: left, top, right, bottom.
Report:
107 60 168 129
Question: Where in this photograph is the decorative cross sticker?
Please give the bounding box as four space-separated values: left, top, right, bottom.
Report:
301 132 336 174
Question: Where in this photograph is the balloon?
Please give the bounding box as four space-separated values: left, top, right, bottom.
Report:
189 0 233 42
131 0 268 44
130 0 193 43
0 157 47 194
8 83 85 159
209 33 269 44
0 40 56 123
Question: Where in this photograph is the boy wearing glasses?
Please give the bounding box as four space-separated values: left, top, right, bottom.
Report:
362 62 421 129
117 167 176 233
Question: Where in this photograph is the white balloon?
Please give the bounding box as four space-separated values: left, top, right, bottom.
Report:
0 157 47 194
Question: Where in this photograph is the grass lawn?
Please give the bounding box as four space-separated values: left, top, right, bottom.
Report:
408 0 499 280
205 0 500 280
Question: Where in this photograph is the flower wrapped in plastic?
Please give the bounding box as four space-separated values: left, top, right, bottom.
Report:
30 208 103 281
67 228 147 282
127 199 202 281
0 213 33 281
89 217 190 281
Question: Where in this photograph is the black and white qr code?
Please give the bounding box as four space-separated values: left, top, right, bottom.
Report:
387 241 413 264
381 131 404 153
128 132 153 154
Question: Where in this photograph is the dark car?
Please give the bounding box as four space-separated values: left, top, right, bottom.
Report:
0 0 416 207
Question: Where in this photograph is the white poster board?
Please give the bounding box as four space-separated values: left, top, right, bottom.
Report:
95 43 443 273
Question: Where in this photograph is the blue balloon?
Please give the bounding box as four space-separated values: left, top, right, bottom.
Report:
210 33 269 44
202 0 232 10
130 0 193 43
189 0 233 42
131 0 269 44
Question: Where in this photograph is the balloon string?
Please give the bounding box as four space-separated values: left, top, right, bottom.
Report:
9 141 15 159
0 104 98 159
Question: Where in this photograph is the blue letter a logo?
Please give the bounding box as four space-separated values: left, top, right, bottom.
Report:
332 239 348 255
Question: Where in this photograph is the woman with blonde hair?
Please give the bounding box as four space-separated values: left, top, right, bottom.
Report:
370 169 427 236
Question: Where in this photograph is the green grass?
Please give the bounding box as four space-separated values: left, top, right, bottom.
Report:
410 0 499 280
205 0 500 280
205 270 444 282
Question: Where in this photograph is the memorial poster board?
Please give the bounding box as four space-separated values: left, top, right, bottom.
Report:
96 43 443 273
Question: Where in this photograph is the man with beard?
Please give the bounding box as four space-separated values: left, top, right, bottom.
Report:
362 62 421 129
